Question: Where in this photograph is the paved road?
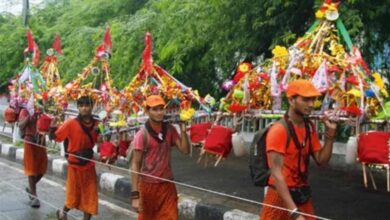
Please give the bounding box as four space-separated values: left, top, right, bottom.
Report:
171 148 390 220
0 157 137 220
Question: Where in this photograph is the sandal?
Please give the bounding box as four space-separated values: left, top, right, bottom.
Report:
30 198 40 208
56 209 68 220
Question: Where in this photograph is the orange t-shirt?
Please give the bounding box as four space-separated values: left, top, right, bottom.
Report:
266 122 321 187
55 118 98 170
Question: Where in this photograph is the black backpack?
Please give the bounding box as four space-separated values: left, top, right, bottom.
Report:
249 118 291 187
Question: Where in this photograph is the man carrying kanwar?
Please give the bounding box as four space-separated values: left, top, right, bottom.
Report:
19 106 48 208
131 95 190 220
260 79 337 220
49 96 99 220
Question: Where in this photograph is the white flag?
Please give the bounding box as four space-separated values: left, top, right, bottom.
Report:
311 61 328 92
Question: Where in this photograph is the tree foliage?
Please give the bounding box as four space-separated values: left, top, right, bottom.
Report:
0 0 389 96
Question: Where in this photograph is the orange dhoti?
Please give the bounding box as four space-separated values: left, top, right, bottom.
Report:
23 142 48 176
138 181 178 220
260 187 315 220
65 165 98 215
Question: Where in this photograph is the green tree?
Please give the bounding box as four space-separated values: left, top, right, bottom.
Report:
1 0 389 97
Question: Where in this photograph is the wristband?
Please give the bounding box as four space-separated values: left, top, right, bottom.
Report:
131 191 140 199
290 208 300 220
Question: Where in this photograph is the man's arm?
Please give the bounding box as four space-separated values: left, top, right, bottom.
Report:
312 117 337 166
131 150 143 209
48 118 68 142
18 116 29 130
312 138 334 166
268 151 298 211
175 123 190 155
18 110 31 130
48 116 60 141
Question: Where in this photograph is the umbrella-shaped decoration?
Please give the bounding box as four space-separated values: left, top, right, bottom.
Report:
220 0 388 118
12 30 46 116
64 25 120 116
40 35 68 114
122 32 206 121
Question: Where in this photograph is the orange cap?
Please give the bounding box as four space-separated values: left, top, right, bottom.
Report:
286 79 321 98
145 95 166 107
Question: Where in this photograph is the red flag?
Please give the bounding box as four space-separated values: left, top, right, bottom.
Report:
142 32 153 74
27 29 34 52
52 34 63 55
95 44 106 58
32 41 40 66
103 26 112 54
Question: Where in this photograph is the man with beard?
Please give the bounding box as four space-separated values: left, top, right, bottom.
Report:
50 96 99 220
131 95 190 220
260 80 337 220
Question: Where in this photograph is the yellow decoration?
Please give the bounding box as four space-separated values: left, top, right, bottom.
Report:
238 63 251 73
381 89 389 98
325 4 338 12
109 120 127 127
347 89 361 98
315 10 325 19
329 41 345 57
180 108 195 121
272 46 288 58
314 99 322 108
372 72 385 89
372 72 389 97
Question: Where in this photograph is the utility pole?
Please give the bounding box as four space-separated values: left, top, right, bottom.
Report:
22 0 29 27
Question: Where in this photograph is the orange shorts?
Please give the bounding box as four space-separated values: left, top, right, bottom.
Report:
23 142 47 176
65 165 98 215
260 187 315 220
138 181 178 220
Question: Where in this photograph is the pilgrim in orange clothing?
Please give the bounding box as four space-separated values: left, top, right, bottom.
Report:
131 95 191 220
259 80 337 220
49 96 99 220
19 108 48 208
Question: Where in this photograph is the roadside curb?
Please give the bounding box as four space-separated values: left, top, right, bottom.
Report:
0 142 259 220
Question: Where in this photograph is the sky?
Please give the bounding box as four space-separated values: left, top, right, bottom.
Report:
0 0 44 15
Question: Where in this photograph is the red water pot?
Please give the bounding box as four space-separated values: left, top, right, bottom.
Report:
3 107 17 123
37 114 53 133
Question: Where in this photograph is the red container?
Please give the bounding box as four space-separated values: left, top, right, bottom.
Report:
204 125 233 157
190 122 212 143
37 114 53 133
100 141 116 158
3 107 17 123
358 131 390 164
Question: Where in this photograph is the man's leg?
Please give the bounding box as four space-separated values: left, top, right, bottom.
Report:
83 212 92 220
56 206 70 220
28 174 44 196
28 175 40 207
28 176 37 197
35 174 44 183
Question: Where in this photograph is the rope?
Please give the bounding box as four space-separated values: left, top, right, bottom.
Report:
0 129 332 220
